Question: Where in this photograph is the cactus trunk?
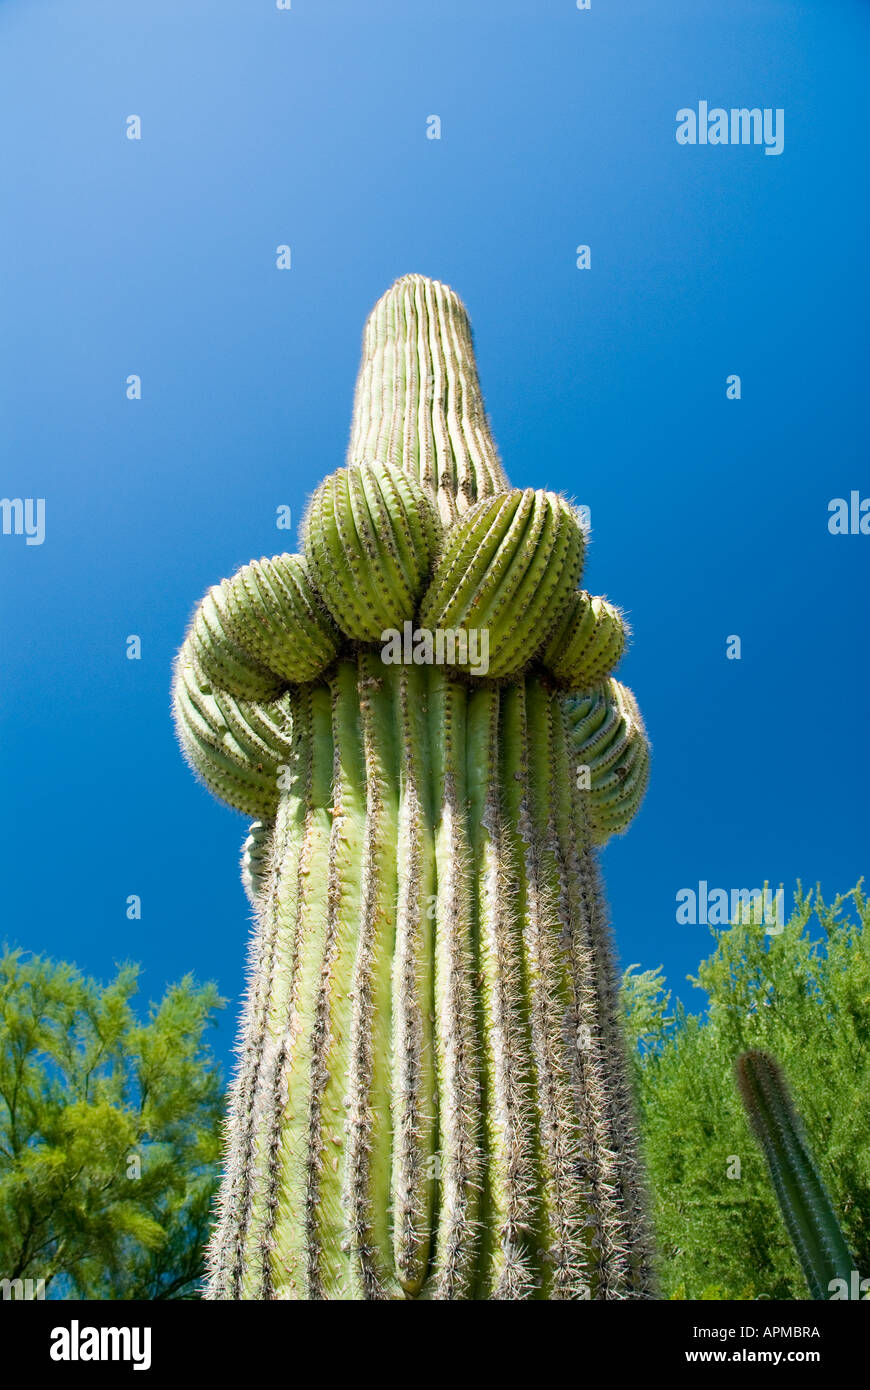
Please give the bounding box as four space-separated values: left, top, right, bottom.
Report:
206 660 652 1299
175 274 655 1299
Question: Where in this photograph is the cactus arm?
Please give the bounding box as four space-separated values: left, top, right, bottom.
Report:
736 1050 855 1300
241 821 272 904
418 489 583 679
566 679 651 847
173 655 288 820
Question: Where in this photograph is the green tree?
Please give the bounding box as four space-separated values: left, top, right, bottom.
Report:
622 884 870 1300
0 947 225 1299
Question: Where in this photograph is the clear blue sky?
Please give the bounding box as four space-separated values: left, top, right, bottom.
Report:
1 0 867 1077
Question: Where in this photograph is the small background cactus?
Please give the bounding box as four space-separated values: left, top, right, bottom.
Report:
173 274 654 1299
736 1049 856 1300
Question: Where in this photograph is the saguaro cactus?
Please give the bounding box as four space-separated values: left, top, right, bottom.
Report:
736 1050 855 1299
174 274 654 1299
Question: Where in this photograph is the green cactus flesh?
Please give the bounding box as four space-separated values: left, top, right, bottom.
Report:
736 1050 855 1300
174 274 653 1299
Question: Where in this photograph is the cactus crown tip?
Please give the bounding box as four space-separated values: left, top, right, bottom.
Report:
377 270 469 311
388 270 447 288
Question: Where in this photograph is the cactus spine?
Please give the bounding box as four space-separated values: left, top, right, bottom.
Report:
174 274 654 1299
735 1050 855 1300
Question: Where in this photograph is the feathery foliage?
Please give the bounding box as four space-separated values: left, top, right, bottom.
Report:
0 947 225 1299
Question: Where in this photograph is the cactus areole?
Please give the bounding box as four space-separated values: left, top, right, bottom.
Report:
173 275 654 1299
